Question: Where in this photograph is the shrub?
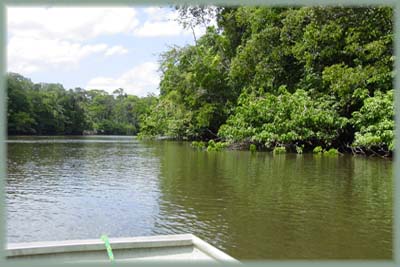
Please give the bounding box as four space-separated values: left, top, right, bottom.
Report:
191 141 206 149
323 148 339 156
250 144 257 152
313 146 323 154
207 140 227 151
273 146 286 154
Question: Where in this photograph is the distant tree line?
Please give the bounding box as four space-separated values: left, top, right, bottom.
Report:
7 72 156 135
7 6 394 156
139 6 394 156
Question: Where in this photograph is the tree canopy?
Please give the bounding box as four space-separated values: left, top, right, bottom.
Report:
140 6 394 156
7 72 156 135
7 6 394 156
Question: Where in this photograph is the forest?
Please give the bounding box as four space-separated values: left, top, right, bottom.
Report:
7 6 394 156
7 73 156 135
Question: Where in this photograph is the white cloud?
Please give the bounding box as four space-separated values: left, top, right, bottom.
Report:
86 62 160 96
7 7 139 41
134 7 207 38
7 36 113 74
7 7 133 74
143 7 164 16
104 45 129 56
6 6 213 78
143 6 175 20
134 20 184 37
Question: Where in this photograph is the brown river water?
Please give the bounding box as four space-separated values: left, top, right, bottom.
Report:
6 136 392 259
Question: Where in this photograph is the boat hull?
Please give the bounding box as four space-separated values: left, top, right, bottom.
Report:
6 234 238 263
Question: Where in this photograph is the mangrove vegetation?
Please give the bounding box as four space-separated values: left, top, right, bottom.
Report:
7 6 394 156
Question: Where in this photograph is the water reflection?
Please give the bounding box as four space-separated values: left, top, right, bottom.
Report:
152 141 392 259
7 137 392 259
7 136 162 242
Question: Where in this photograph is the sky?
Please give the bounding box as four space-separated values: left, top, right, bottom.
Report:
7 6 209 96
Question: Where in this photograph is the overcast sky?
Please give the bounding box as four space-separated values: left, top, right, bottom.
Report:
7 6 207 96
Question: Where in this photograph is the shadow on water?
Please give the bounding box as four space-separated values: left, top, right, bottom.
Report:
6 137 392 260
151 141 392 259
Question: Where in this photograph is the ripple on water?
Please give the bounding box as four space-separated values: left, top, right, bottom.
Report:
6 137 393 259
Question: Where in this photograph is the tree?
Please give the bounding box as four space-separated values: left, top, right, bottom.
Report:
141 6 394 155
7 73 155 136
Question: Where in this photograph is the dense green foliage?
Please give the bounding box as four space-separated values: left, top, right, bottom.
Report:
249 144 257 152
351 90 394 153
7 6 394 156
218 89 347 149
139 28 238 140
313 146 323 154
140 6 394 156
7 73 156 135
324 148 340 156
273 146 287 154
206 140 228 151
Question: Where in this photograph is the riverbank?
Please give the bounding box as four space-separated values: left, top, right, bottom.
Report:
190 139 393 158
7 134 393 158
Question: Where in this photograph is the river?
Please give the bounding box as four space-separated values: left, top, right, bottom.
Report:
6 136 392 259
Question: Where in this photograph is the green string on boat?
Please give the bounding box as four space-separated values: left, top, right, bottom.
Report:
101 234 115 262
